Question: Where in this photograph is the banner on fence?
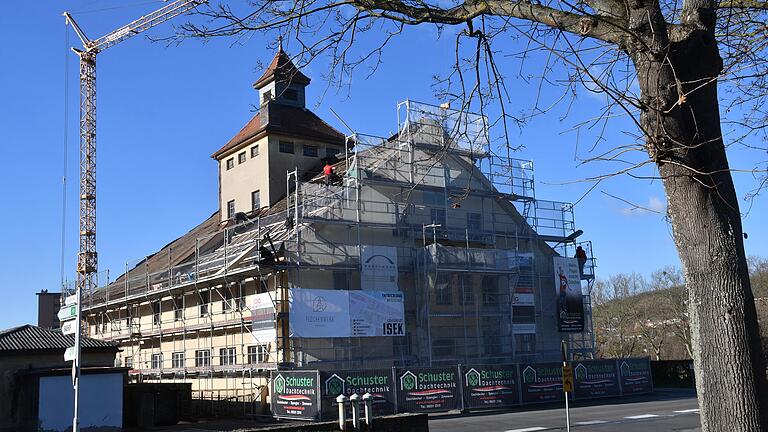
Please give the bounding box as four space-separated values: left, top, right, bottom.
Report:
395 367 461 412
270 370 321 420
619 358 653 395
461 364 520 409
321 369 396 419
572 360 620 399
520 362 565 404
554 256 585 332
289 288 405 338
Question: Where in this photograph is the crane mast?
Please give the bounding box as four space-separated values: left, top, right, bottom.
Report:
63 2 204 431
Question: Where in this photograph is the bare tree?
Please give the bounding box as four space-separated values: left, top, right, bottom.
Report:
175 0 768 428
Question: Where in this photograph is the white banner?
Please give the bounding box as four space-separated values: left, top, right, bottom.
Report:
289 288 405 338
289 289 351 338
251 292 277 343
350 291 405 336
512 293 535 306
361 245 398 291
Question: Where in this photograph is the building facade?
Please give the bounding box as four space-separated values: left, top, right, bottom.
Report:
73 49 597 405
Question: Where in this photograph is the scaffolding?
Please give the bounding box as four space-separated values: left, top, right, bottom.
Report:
68 99 596 402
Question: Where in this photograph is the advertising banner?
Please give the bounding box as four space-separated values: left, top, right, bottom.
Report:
520 362 565 404
554 256 585 332
572 360 620 399
361 245 399 291
251 292 276 344
618 358 653 395
289 288 405 338
512 293 535 306
395 366 461 412
289 289 351 337
461 364 520 409
270 370 321 420
350 291 405 336
321 369 396 420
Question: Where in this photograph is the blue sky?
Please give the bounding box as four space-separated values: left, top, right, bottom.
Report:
0 1 765 329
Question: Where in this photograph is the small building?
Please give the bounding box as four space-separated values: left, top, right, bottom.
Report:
0 324 121 432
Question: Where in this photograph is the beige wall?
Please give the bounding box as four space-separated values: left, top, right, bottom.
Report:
217 134 345 222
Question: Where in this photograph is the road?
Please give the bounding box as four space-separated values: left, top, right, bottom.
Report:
430 389 700 432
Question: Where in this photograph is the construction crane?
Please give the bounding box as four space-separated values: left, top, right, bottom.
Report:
63 2 204 431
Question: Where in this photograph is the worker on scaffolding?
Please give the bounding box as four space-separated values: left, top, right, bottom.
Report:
323 160 339 186
575 245 588 278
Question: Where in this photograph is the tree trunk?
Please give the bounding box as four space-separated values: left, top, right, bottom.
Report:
631 25 768 431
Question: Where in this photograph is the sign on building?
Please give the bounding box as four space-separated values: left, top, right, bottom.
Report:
361 245 398 291
572 360 620 399
321 369 396 420
461 364 520 409
289 288 405 338
519 362 565 404
251 292 276 344
553 256 585 332
270 370 321 420
618 358 653 395
395 366 461 413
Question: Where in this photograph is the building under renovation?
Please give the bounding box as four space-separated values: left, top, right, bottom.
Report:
71 48 597 405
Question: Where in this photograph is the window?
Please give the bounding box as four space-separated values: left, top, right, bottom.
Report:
284 88 298 101
220 347 236 366
199 291 209 317
435 274 452 305
262 89 272 103
326 147 340 158
151 353 163 370
303 144 318 157
250 145 259 158
125 356 133 369
248 345 269 364
515 334 536 353
430 208 446 227
195 349 211 367
174 296 183 321
467 212 482 231
251 190 261 211
461 275 474 305
172 352 185 369
152 301 161 326
222 287 233 311
101 314 108 333
226 158 234 170
432 339 455 357
512 306 536 323
279 141 295 154
423 190 444 205
227 200 235 219
238 151 246 164
333 271 350 289
482 276 499 305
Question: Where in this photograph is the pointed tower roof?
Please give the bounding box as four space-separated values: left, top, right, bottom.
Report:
253 46 311 89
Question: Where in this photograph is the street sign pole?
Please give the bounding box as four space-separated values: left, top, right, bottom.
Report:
72 287 82 432
561 340 571 432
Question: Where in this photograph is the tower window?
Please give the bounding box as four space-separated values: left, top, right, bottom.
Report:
279 141 295 154
252 190 261 211
283 88 298 101
251 145 259 158
303 145 318 157
262 90 273 104
238 152 246 164
227 200 235 219
226 158 234 170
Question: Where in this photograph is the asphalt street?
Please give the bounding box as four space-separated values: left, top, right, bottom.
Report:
430 389 700 432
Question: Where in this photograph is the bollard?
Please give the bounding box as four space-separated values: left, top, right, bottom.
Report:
362 392 374 428
350 393 361 430
336 394 348 431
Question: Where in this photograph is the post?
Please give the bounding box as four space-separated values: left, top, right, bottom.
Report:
362 392 374 427
337 394 348 431
350 393 361 430
561 340 572 432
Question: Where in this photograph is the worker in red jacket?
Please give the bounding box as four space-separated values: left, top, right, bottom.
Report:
323 162 334 186
575 245 587 278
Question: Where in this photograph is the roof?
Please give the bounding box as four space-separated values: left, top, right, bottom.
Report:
211 104 346 159
253 48 311 89
0 325 118 353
